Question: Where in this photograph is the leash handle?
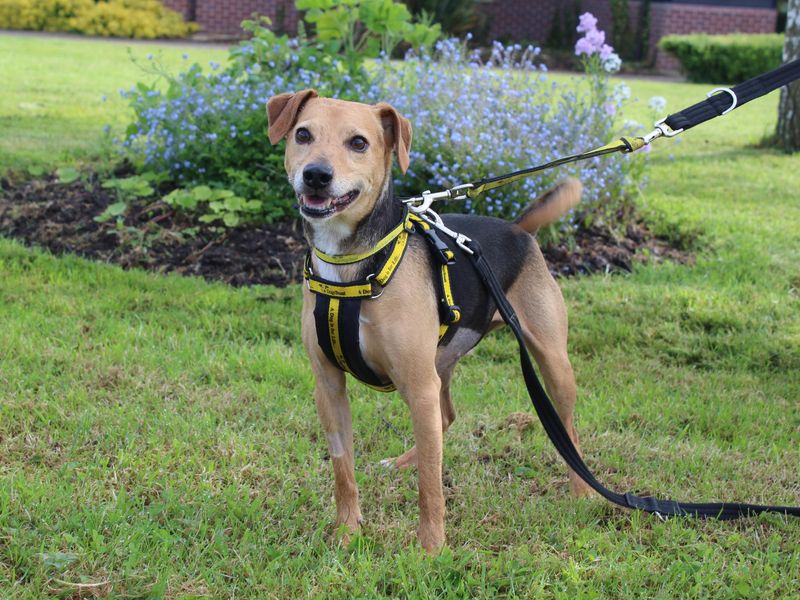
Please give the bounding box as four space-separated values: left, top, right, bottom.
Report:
663 58 800 134
465 239 800 521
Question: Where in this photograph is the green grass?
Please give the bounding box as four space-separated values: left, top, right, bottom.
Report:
0 34 228 175
1 35 799 598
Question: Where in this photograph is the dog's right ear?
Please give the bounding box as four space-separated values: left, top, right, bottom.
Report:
267 89 318 145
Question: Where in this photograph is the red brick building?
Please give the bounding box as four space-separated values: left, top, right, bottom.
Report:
163 1 778 71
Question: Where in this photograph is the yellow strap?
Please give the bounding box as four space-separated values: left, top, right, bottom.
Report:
328 297 397 392
314 214 413 265
327 298 349 372
307 278 373 298
466 136 645 199
374 231 409 286
441 263 457 316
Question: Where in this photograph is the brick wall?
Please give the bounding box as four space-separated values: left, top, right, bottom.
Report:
163 0 300 37
164 1 776 71
483 1 776 71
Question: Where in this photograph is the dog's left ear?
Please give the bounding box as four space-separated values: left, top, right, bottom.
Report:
375 103 412 174
267 89 318 145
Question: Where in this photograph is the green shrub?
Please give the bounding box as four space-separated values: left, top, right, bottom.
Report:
0 0 197 38
403 0 490 40
659 34 783 83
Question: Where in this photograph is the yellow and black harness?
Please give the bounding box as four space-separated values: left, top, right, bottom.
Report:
304 211 461 392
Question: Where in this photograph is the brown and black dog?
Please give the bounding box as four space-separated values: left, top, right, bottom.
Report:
267 89 591 553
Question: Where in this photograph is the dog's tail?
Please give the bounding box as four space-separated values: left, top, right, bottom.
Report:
514 177 582 234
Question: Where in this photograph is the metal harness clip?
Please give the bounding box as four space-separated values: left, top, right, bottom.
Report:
415 208 474 255
404 183 474 214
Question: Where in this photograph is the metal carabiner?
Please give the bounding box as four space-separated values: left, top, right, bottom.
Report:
417 208 474 255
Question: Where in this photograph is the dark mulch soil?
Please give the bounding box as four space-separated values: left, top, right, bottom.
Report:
0 174 692 287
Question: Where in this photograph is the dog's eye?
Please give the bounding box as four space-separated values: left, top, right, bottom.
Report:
295 128 312 144
349 136 368 152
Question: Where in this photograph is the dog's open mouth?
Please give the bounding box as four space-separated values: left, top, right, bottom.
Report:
298 190 359 218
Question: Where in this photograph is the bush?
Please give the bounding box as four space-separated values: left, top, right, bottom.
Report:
119 8 649 242
0 0 197 38
403 0 490 40
659 34 783 84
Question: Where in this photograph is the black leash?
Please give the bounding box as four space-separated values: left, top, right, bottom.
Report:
664 58 800 134
399 59 800 519
466 239 800 520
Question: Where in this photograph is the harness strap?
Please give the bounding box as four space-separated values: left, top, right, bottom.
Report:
466 238 800 521
307 212 461 392
313 295 395 392
304 227 411 298
313 214 413 265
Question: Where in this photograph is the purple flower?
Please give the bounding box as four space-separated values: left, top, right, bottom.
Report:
577 12 598 33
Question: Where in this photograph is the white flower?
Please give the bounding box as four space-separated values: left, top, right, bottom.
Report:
602 52 621 73
648 96 667 114
614 83 631 101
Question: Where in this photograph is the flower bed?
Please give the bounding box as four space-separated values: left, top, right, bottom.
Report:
118 6 651 245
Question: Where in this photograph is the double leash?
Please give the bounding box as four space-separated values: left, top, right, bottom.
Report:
403 59 800 520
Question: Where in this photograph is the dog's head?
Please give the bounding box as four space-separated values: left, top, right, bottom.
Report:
267 90 411 227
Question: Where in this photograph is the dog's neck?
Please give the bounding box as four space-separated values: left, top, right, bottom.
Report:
303 177 404 257
303 177 404 283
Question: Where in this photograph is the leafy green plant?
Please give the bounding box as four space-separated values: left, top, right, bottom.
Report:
163 186 266 228
297 0 440 71
402 0 489 40
95 174 156 223
56 166 82 184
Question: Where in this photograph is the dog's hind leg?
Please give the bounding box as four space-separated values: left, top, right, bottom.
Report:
505 254 593 498
382 367 456 470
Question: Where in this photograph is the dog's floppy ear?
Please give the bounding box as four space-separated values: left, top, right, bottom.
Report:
267 89 318 145
375 102 412 174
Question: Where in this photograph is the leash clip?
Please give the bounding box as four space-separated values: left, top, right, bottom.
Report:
405 184 474 214
641 117 684 145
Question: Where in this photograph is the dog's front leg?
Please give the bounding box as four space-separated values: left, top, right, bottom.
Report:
302 294 362 543
312 366 363 541
398 374 445 553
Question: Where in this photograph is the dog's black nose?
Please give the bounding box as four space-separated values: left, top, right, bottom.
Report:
303 163 333 190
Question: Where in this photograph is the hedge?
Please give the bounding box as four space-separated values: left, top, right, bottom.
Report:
659 33 783 84
0 0 197 38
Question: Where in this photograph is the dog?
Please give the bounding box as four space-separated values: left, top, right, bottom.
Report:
267 89 592 553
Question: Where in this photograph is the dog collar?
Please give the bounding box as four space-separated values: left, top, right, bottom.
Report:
313 212 415 265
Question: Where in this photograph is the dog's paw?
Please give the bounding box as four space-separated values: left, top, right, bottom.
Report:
381 446 418 470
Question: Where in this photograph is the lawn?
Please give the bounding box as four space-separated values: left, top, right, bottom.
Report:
0 33 229 175
1 34 799 598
